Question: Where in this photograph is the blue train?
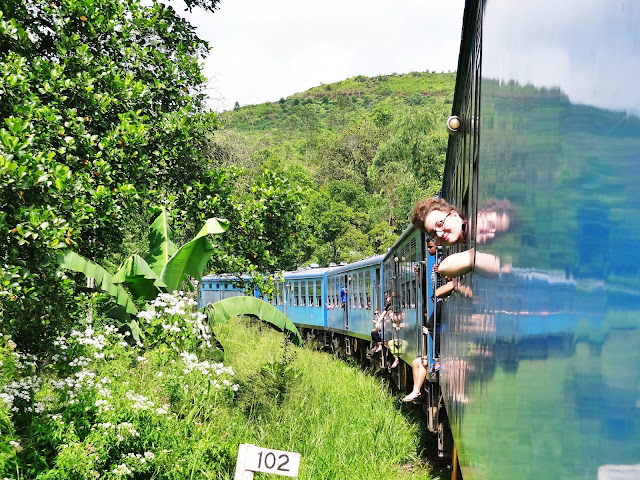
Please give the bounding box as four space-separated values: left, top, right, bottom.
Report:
199 229 438 373
200 1 640 478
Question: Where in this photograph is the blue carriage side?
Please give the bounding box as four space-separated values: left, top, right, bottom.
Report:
278 267 331 330
197 274 251 309
324 255 385 339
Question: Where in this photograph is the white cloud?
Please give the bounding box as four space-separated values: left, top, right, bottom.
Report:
171 0 465 110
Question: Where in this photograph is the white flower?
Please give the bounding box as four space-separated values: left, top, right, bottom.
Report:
112 463 133 476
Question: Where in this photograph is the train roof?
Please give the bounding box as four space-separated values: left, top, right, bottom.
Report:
383 223 419 262
317 254 385 275
200 273 249 282
282 266 334 279
281 254 385 279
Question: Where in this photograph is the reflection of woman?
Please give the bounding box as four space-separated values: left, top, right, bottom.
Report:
476 199 515 244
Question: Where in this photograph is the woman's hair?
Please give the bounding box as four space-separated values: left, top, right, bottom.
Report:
410 197 462 232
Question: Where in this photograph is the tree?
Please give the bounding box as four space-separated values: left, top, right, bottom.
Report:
296 103 321 160
0 0 217 351
373 109 447 190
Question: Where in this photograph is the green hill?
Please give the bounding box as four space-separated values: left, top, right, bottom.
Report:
210 71 456 268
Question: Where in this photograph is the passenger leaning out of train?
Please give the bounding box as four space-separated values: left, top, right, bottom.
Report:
339 286 348 309
411 197 502 279
370 308 386 353
403 241 454 403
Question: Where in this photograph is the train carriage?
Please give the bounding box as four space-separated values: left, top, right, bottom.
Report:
199 274 249 305
278 267 329 330
382 226 432 372
324 255 384 338
439 1 640 479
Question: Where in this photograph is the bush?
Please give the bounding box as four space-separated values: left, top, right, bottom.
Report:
0 291 238 479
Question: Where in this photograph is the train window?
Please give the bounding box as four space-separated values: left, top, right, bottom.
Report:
351 273 355 307
364 271 371 309
353 272 359 308
400 249 406 310
301 281 306 307
316 279 322 307
351 273 356 308
293 281 299 306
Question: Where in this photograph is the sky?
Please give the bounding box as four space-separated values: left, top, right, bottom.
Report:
481 0 640 116
171 0 466 112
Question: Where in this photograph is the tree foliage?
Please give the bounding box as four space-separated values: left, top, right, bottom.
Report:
218 72 455 267
0 0 304 352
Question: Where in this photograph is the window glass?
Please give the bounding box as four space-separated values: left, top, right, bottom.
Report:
316 279 322 307
375 267 381 312
353 273 358 308
365 271 371 309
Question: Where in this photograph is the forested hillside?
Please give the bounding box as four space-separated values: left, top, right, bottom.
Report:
211 71 456 268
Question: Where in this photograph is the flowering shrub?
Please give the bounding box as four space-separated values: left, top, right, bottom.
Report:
137 291 214 353
0 291 240 479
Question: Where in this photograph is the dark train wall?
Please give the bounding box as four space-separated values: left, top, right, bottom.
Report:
439 1 640 480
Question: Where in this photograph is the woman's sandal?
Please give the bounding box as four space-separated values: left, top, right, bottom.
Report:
402 391 421 402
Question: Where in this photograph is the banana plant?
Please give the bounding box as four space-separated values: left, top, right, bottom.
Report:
203 296 303 346
59 208 229 326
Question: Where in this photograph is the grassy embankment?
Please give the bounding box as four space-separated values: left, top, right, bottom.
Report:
215 318 438 479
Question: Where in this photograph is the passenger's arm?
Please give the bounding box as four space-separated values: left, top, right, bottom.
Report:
435 281 455 298
437 249 475 278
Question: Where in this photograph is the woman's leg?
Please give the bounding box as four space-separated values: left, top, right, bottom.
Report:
403 357 427 401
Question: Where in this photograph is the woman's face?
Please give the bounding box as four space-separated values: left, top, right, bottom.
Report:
424 209 464 245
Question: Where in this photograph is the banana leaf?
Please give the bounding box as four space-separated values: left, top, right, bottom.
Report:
112 254 167 300
144 208 179 279
105 304 142 342
203 297 303 346
160 217 230 292
59 250 138 315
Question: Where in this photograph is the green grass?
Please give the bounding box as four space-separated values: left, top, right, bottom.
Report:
2 313 439 479
215 318 438 479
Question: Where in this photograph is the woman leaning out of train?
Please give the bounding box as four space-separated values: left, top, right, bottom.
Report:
410 197 504 279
